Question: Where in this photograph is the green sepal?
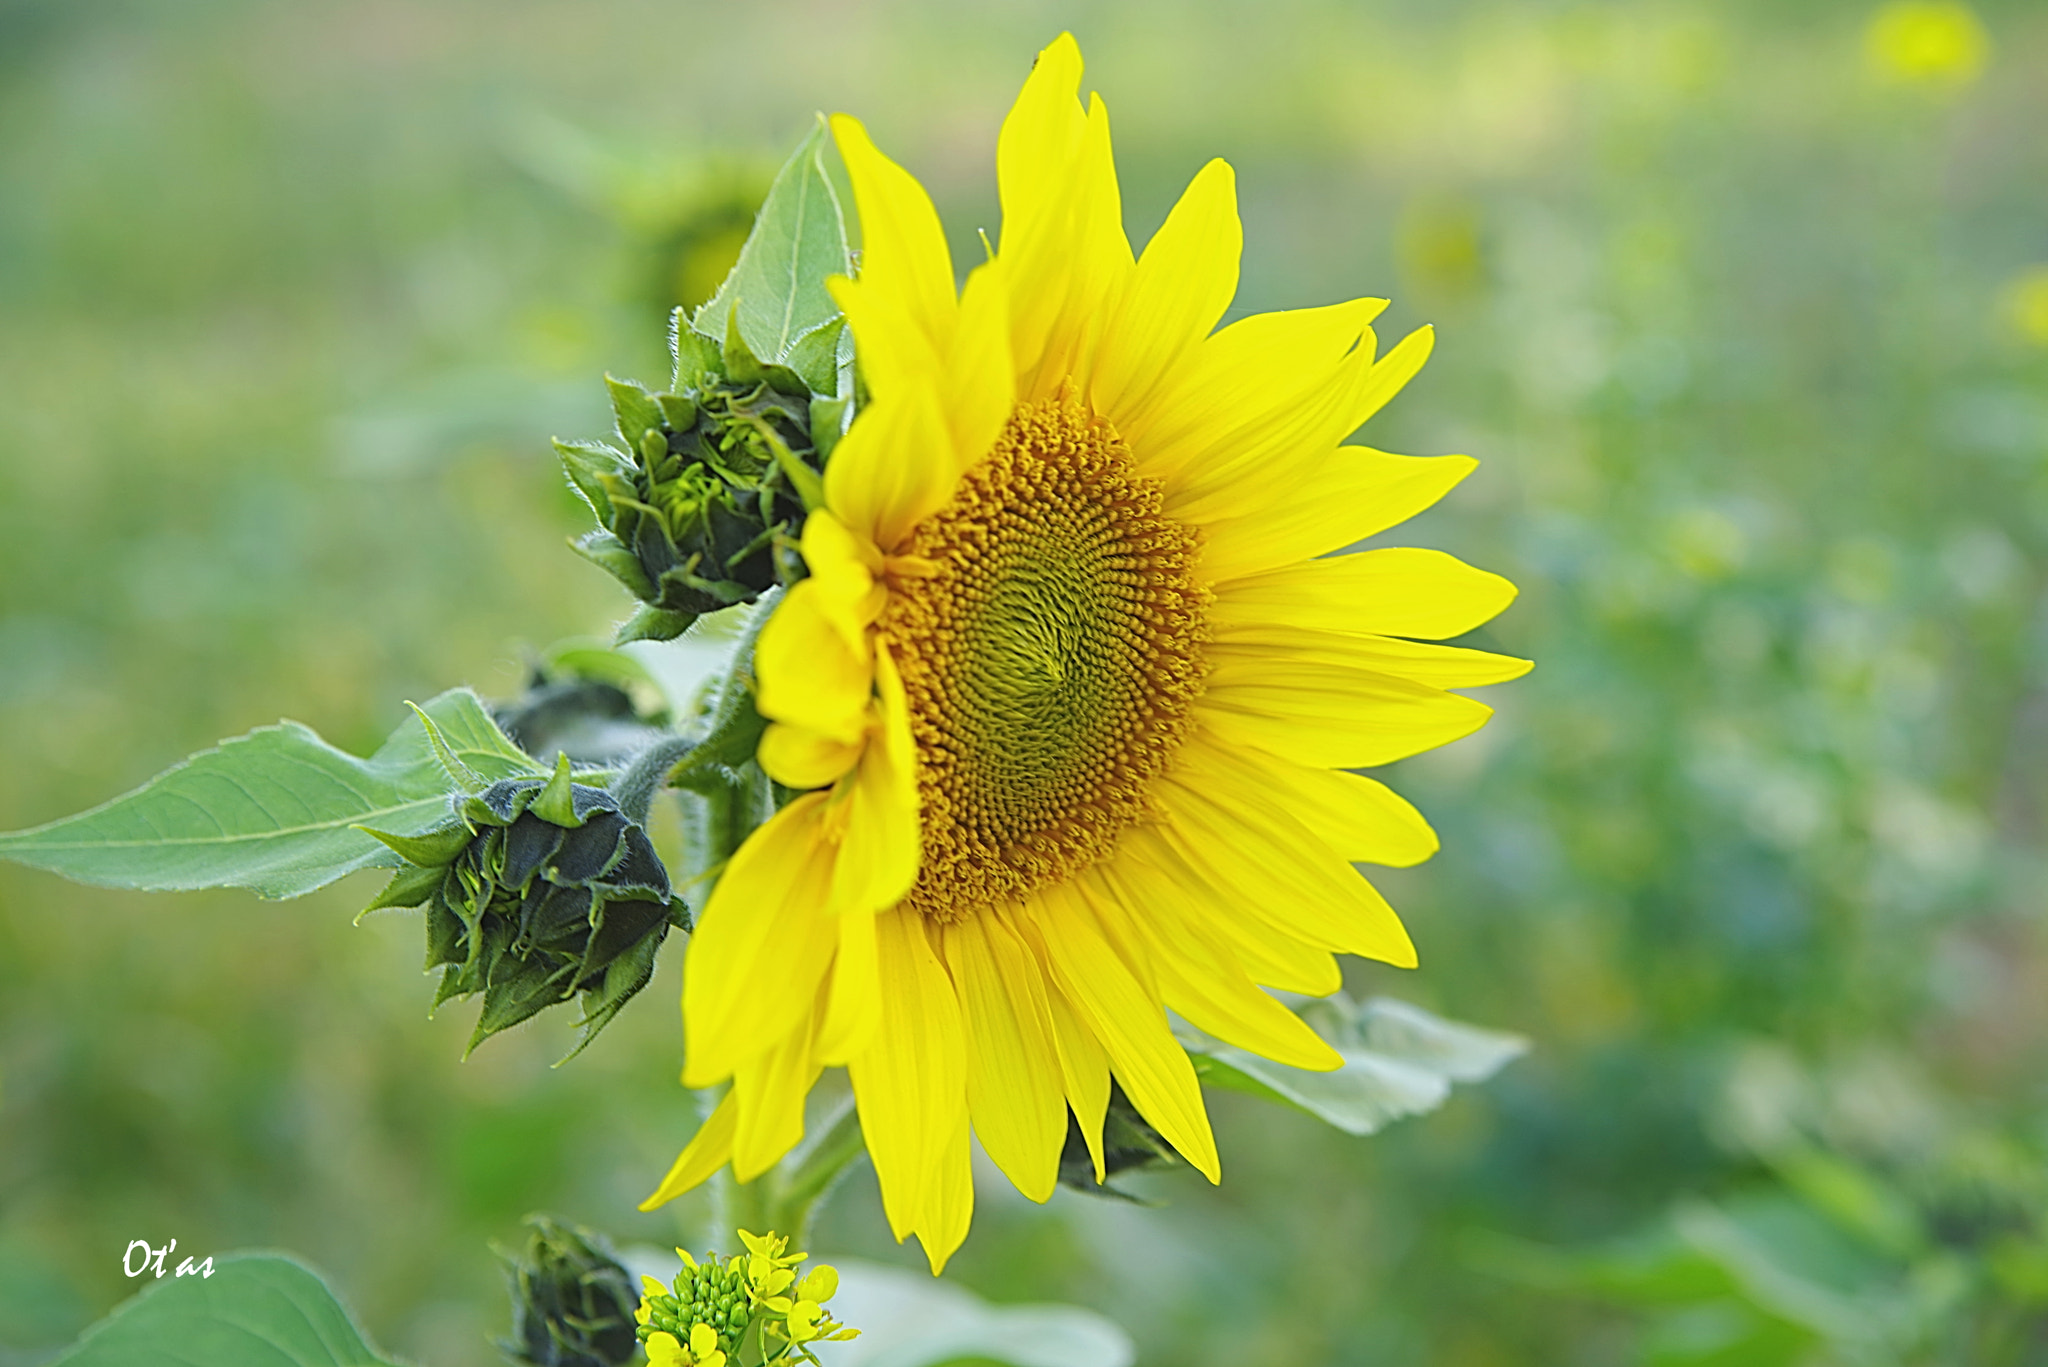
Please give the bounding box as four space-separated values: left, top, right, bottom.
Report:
553 438 632 524
405 701 487 795
530 752 581 828
655 392 698 431
614 603 699 645
605 374 664 450
809 394 850 466
785 318 843 396
671 315 720 389
567 529 657 601
354 821 473 870
760 418 826 512
360 860 448 914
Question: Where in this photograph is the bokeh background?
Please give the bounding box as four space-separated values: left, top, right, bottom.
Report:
4 0 2047 1363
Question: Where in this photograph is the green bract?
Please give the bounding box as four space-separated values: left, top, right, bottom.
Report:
362 754 683 1057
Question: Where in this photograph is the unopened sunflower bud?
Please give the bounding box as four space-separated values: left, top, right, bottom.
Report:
495 1216 640 1367
557 321 844 645
360 754 682 1057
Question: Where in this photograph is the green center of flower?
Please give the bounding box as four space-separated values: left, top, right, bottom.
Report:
884 399 1208 921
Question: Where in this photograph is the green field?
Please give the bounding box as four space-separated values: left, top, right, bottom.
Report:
4 1 2046 1363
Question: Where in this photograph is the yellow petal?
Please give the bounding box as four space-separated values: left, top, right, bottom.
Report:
754 579 871 746
1209 621 1533 688
757 722 863 791
944 261 1017 473
817 901 881 1065
823 385 960 554
1027 924 1110 1182
1116 828 1343 995
1032 881 1221 1183
682 794 837 1087
997 33 1089 272
944 912 1066 1203
827 645 921 915
919 1112 975 1275
1120 298 1382 482
1186 735 1439 867
1200 657 1493 768
847 908 966 1244
1100 862 1340 1071
1151 775 1418 967
690 1322 720 1358
1195 450 1479 583
640 1089 737 1209
1090 158 1240 424
828 113 955 368
1349 324 1434 430
1007 94 1132 403
1210 547 1519 641
731 1013 824 1182
1161 335 1382 518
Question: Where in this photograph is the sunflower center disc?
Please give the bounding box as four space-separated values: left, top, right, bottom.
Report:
883 398 1208 921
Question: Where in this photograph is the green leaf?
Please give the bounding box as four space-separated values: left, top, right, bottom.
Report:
0 688 542 900
49 1253 399 1367
692 119 850 362
1178 994 1525 1136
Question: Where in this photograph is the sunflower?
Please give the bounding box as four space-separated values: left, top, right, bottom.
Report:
643 33 1527 1272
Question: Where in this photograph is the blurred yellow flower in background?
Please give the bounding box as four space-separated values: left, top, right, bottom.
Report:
2000 266 2048 347
643 33 1523 1272
1864 1 1989 88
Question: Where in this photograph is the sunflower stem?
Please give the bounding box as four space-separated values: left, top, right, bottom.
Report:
609 734 701 826
769 1099 866 1249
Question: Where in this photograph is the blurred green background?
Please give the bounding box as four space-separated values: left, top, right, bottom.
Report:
4 0 2047 1363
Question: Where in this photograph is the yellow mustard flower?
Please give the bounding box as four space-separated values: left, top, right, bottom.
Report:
644 33 1525 1271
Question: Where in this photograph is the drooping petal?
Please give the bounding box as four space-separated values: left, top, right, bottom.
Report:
1031 881 1221 1183
920 1113 976 1275
1028 917 1111 1183
848 909 967 1247
816 900 881 1067
682 794 838 1087
944 912 1066 1202
731 1014 824 1182
1210 547 1519 641
640 1089 737 1209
